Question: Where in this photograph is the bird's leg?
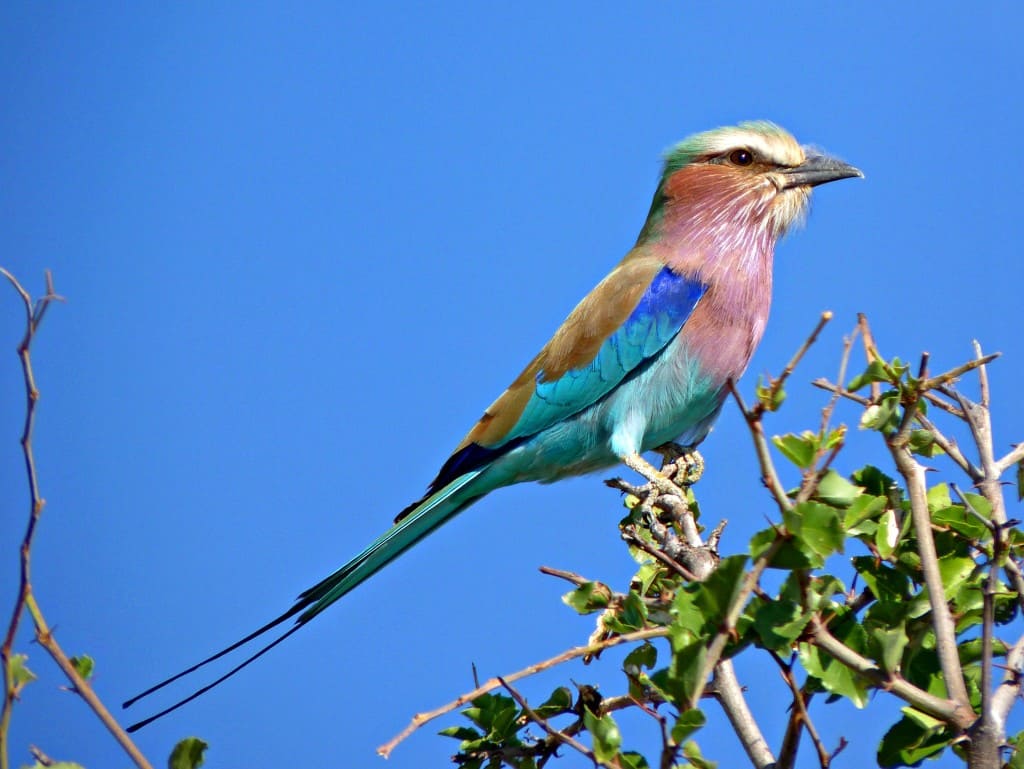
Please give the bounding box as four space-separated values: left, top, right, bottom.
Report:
621 452 685 497
652 442 705 487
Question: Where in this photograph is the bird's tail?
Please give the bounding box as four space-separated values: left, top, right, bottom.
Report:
123 468 487 731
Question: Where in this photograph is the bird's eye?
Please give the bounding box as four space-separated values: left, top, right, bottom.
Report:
729 148 754 166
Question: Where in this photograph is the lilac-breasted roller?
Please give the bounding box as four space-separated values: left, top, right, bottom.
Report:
125 121 861 727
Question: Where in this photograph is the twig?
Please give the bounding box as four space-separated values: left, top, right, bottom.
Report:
751 311 833 420
621 528 700 582
538 566 595 588
994 443 1024 477
770 652 830 768
861 332 972 712
916 412 981 480
691 537 783 708
811 378 869 407
728 381 791 512
991 633 1024 723
497 677 616 769
0 270 152 769
856 314 882 402
888 436 971 710
817 325 857 443
810 619 973 729
920 353 1000 392
377 626 668 757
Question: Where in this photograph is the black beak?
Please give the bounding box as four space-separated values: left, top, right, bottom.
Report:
782 153 863 189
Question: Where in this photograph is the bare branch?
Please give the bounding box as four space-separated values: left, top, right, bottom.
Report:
378 626 668 758
0 271 151 769
539 566 597 588
712 660 775 769
886 446 972 710
751 310 833 420
770 652 831 768
728 380 792 512
994 443 1024 477
991 633 1024 723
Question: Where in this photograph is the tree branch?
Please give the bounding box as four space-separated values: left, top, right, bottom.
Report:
377 626 668 758
0 270 152 769
810 619 973 729
711 660 775 769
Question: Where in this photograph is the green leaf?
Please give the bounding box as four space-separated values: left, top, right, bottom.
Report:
168 737 208 769
926 483 952 512
750 526 815 569
931 505 989 541
9 653 36 697
851 465 891 494
623 642 657 672
784 501 844 562
562 581 611 614
671 708 706 743
843 493 887 531
772 432 818 469
815 470 863 507
70 654 94 681
681 739 718 769
462 693 517 732
1017 459 1024 503
439 725 482 741
533 686 573 718
614 753 647 769
1006 730 1024 769
661 640 707 708
871 625 909 673
583 708 622 762
853 557 909 602
694 555 747 623
752 599 809 653
799 574 847 612
937 555 977 600
877 711 953 767
619 752 651 769
859 393 900 432
799 625 870 708
755 375 786 412
908 429 943 457
847 359 893 391
604 591 648 633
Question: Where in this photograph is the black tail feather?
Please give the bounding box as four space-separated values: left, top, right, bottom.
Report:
125 622 304 732
122 600 308 710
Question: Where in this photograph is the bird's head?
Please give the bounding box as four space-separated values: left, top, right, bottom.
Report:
639 121 862 248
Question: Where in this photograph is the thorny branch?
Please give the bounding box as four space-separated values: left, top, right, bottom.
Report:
0 270 153 769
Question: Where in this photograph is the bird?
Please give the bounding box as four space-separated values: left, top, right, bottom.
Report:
124 121 861 729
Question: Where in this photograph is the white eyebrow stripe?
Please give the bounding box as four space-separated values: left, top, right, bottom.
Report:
700 128 804 167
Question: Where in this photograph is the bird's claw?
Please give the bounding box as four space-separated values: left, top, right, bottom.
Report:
653 443 705 487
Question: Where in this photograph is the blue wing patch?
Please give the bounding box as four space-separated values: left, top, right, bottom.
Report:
415 267 705 506
503 266 705 443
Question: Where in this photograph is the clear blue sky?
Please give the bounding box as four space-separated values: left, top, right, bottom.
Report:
2 4 1022 768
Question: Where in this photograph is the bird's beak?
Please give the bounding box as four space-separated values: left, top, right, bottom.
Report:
781 153 863 189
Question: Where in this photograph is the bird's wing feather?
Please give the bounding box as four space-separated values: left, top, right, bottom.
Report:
414 253 706 503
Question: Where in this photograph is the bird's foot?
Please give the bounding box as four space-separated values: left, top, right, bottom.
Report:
652 443 705 487
613 450 725 581
622 452 685 498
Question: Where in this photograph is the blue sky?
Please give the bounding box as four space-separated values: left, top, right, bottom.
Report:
2 3 1022 768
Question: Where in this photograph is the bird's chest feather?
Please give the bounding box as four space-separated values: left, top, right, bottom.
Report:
604 277 771 455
